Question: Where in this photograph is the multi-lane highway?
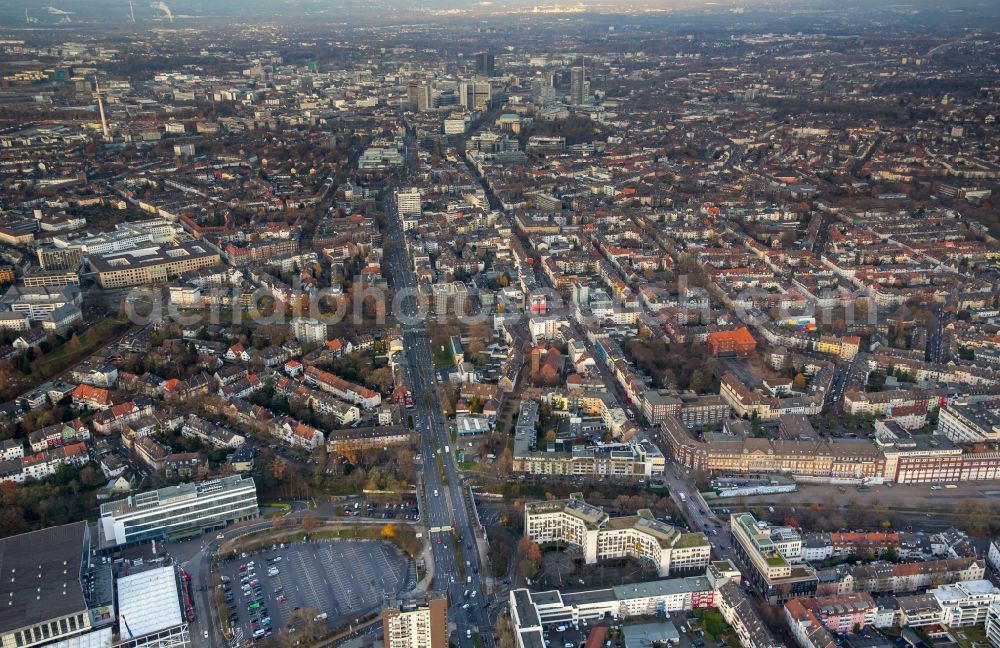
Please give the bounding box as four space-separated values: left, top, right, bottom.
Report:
382 185 494 648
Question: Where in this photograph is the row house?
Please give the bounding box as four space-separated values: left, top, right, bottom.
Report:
274 377 360 426
276 419 325 451
28 419 90 452
303 365 381 409
819 557 985 596
219 374 264 400
181 415 246 449
92 399 156 435
18 441 89 482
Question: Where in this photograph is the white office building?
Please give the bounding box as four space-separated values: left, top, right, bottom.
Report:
100 476 258 547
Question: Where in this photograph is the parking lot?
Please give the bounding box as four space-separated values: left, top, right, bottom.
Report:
219 540 413 643
335 499 420 522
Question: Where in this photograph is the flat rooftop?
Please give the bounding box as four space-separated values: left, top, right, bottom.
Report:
100 475 255 519
527 496 607 530
116 566 184 638
88 241 218 272
0 521 89 634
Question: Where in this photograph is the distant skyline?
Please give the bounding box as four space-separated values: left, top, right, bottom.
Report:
4 0 1000 26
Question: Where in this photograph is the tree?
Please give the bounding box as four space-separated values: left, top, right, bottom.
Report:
544 430 557 443
518 558 538 581
381 523 396 540
517 535 542 570
271 456 287 482
792 372 807 392
301 513 318 533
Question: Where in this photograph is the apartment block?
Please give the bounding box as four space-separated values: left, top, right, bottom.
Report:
382 592 448 648
730 512 818 603
524 495 710 577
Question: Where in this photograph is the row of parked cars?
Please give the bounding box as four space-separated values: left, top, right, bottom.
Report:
239 561 273 641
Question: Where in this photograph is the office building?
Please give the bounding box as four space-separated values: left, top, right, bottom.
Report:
0 521 114 648
90 242 222 289
408 83 433 112
460 81 491 111
37 244 84 271
52 221 177 256
570 66 587 105
661 415 884 481
0 284 82 323
509 565 779 648
99 476 258 547
938 400 1000 444
531 75 556 106
22 269 80 287
524 495 710 576
475 51 495 76
382 592 447 648
730 512 818 603
510 575 715 632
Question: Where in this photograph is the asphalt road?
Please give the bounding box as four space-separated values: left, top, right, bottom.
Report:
382 182 494 648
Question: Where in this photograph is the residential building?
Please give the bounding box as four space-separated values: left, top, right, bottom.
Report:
382 592 448 648
396 188 422 216
938 400 1000 444
513 422 664 478
931 580 1000 628
525 495 710 577
985 601 1000 648
290 317 328 345
716 580 783 648
730 512 818 603
431 281 468 318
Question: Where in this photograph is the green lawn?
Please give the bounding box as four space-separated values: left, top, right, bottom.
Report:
259 501 292 517
693 608 729 640
36 319 130 372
